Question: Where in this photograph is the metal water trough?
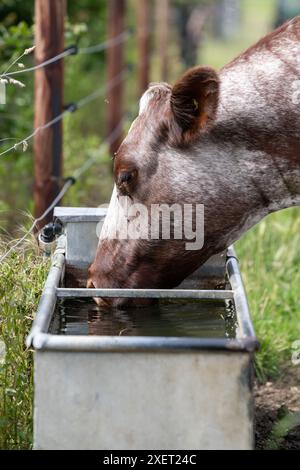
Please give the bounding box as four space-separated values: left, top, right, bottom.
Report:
27 207 259 450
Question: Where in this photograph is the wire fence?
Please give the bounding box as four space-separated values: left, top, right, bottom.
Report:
0 30 130 79
0 69 127 159
0 24 140 262
78 30 130 55
0 118 126 264
73 119 125 180
0 49 73 79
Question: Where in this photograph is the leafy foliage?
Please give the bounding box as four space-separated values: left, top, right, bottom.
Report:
237 208 300 381
0 242 49 449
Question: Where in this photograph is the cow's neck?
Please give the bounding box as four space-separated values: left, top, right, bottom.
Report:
213 32 300 215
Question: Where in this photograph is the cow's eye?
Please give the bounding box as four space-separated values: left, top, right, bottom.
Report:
116 169 137 195
119 171 134 184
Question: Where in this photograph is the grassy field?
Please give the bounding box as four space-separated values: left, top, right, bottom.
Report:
236 208 300 381
0 240 49 449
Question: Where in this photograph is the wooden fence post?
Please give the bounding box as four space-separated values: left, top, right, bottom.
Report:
107 0 126 158
34 0 65 227
156 0 170 82
137 0 151 96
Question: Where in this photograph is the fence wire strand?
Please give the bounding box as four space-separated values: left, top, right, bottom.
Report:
78 31 130 55
0 118 125 264
0 26 135 262
0 69 127 159
0 49 73 78
73 119 125 179
0 31 130 79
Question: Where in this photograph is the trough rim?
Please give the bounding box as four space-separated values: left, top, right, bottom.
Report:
27 231 259 354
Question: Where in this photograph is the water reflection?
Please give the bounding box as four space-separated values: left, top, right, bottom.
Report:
51 298 237 339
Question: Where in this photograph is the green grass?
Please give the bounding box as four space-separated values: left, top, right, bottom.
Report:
236 208 300 381
0 239 49 449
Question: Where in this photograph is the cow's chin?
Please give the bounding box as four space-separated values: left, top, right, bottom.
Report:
93 296 157 310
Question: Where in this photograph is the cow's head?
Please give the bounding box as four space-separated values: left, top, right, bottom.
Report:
88 66 261 307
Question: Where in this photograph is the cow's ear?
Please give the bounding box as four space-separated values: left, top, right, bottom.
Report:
169 66 219 145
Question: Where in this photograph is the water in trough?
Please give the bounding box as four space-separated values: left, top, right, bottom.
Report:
50 298 238 338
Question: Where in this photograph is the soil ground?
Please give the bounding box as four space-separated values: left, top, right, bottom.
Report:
255 367 300 449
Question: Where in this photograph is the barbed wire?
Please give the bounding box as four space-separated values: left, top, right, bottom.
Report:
0 31 130 79
77 69 127 109
0 69 127 159
0 110 70 158
0 27 135 262
0 49 73 79
0 119 125 264
73 119 125 180
78 30 130 55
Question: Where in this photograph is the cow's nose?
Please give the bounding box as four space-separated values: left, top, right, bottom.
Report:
93 296 111 308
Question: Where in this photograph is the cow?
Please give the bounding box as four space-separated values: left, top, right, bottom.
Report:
88 17 300 308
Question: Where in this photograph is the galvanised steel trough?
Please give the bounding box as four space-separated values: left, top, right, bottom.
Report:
27 207 259 450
